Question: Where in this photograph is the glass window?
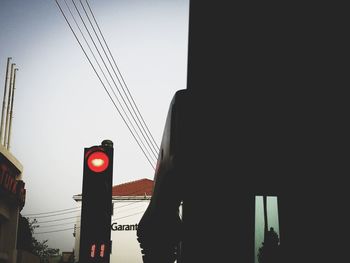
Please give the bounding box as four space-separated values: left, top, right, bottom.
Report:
255 196 280 263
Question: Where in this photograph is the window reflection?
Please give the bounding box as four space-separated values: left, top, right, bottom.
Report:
255 196 280 263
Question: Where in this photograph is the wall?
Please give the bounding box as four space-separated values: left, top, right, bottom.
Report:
0 146 23 263
16 250 39 263
74 199 150 263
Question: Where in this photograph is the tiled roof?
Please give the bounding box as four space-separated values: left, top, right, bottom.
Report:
112 178 153 197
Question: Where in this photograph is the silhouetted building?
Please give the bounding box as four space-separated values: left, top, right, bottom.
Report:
157 1 347 262
0 145 26 263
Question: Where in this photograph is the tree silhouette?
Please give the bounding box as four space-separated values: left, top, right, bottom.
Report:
17 214 60 263
257 227 280 263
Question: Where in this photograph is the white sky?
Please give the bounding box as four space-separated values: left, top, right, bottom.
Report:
0 0 189 252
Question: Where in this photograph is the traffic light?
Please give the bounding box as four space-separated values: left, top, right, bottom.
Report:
79 140 114 263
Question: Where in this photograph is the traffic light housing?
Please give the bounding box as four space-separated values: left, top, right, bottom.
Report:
79 140 114 263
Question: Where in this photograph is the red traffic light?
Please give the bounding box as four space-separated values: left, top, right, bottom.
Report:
87 151 109 173
90 244 96 258
100 244 105 258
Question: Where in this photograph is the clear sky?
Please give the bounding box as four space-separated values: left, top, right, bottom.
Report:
0 0 189 252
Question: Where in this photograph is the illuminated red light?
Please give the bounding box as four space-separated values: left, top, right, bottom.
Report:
100 244 105 257
90 244 96 258
87 151 109 172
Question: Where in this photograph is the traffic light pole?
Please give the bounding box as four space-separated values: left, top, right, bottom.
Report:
79 140 114 263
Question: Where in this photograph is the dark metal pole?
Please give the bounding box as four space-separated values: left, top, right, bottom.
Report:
263 196 268 241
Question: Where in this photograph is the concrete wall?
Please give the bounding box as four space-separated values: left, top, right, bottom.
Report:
0 197 19 263
0 145 23 263
74 199 150 263
16 250 39 263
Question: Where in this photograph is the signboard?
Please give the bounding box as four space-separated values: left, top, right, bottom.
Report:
0 153 26 209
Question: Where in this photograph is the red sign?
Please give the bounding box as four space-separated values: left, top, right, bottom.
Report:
0 158 26 209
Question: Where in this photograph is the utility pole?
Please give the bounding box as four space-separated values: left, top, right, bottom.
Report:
4 63 16 149
0 57 12 145
263 196 268 241
7 68 18 150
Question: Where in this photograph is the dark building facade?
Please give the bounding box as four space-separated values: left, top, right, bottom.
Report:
0 145 26 263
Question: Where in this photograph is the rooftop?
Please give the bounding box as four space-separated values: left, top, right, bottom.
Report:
112 178 153 197
73 178 153 201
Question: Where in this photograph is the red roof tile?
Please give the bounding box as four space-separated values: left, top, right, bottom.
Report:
112 178 153 197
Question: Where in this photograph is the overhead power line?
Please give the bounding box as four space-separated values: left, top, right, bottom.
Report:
24 183 151 218
82 0 160 155
24 209 80 219
34 210 145 234
34 215 80 224
54 0 160 169
30 199 147 223
33 201 182 234
75 0 159 158
33 221 78 229
34 227 74 234
34 203 146 229
22 206 81 216
56 0 155 168
69 0 158 163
